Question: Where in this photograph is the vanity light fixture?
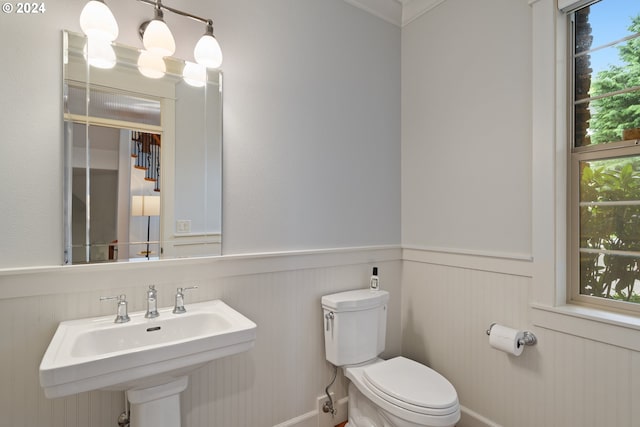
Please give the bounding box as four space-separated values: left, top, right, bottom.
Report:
193 21 223 69
140 2 175 57
79 0 223 84
79 0 119 42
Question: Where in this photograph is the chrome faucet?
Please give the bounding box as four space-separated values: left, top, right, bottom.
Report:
173 285 198 314
100 294 130 323
145 285 159 318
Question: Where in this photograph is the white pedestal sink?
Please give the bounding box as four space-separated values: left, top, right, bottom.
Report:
39 299 257 427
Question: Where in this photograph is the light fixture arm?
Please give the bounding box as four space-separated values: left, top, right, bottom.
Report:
136 0 166 39
152 1 164 21
204 20 214 36
137 0 212 27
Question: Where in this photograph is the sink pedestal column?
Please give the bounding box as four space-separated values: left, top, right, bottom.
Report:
127 376 189 427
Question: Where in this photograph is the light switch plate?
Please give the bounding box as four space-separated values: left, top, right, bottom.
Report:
176 220 191 233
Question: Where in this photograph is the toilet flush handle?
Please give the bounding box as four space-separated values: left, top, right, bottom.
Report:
325 311 334 332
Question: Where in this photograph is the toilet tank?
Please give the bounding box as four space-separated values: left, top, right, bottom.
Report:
321 289 389 366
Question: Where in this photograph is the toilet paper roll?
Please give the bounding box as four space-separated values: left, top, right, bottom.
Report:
489 324 525 356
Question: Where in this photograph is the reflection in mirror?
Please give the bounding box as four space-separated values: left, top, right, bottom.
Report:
63 31 222 264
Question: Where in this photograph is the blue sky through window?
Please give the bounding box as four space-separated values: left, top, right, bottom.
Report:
587 0 640 75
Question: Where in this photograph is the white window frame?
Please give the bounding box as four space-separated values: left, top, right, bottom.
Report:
530 0 640 351
567 1 640 314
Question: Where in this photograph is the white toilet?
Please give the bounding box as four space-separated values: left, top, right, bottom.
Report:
322 289 460 427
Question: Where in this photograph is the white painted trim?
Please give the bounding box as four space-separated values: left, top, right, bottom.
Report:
401 0 448 27
532 304 640 352
460 405 504 427
557 0 594 12
403 247 533 277
272 410 317 427
0 245 402 299
531 0 564 307
0 244 541 300
343 0 403 27
403 245 532 262
528 0 640 353
270 394 506 427
342 0 452 27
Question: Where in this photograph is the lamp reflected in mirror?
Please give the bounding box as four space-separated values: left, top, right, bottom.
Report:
131 195 160 259
182 62 206 88
137 50 166 79
84 39 116 69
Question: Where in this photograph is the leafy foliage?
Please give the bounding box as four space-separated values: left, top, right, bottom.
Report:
580 160 640 301
589 15 640 144
579 15 640 303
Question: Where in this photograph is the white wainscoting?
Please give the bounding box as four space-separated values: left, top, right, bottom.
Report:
402 248 640 427
0 246 400 427
6 245 637 427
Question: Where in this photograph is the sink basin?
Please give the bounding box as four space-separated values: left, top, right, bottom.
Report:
40 299 257 399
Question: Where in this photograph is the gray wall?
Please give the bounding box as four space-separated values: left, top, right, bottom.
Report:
0 0 401 269
402 0 531 257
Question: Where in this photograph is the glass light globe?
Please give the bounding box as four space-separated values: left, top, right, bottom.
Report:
79 0 119 42
84 39 116 69
143 19 175 57
137 51 166 79
183 61 206 88
194 34 223 69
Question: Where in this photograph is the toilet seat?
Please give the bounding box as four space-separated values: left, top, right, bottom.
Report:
361 357 459 417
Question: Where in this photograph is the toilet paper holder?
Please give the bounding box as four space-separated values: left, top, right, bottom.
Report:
485 323 537 347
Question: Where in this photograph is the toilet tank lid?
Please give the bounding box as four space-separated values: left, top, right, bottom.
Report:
321 289 389 312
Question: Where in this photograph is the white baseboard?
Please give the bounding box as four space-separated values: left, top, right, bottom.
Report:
272 410 317 427
272 396 348 427
459 405 503 427
272 401 498 427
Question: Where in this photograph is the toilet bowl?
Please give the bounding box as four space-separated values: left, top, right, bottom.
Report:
344 357 459 427
321 289 460 427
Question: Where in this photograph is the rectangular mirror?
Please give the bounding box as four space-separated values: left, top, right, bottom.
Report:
63 30 222 264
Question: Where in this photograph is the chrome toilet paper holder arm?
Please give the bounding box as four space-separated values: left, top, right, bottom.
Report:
485 323 537 346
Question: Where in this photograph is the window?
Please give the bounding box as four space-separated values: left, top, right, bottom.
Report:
569 0 640 312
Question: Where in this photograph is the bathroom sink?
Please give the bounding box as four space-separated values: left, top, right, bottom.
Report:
39 299 257 399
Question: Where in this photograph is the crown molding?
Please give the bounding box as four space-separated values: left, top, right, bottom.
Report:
400 0 448 26
343 0 450 27
343 0 403 26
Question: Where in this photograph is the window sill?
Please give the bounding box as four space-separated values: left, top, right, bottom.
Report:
531 303 640 351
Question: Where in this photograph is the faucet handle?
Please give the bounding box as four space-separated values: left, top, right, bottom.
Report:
100 294 130 323
173 285 198 314
145 285 160 319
